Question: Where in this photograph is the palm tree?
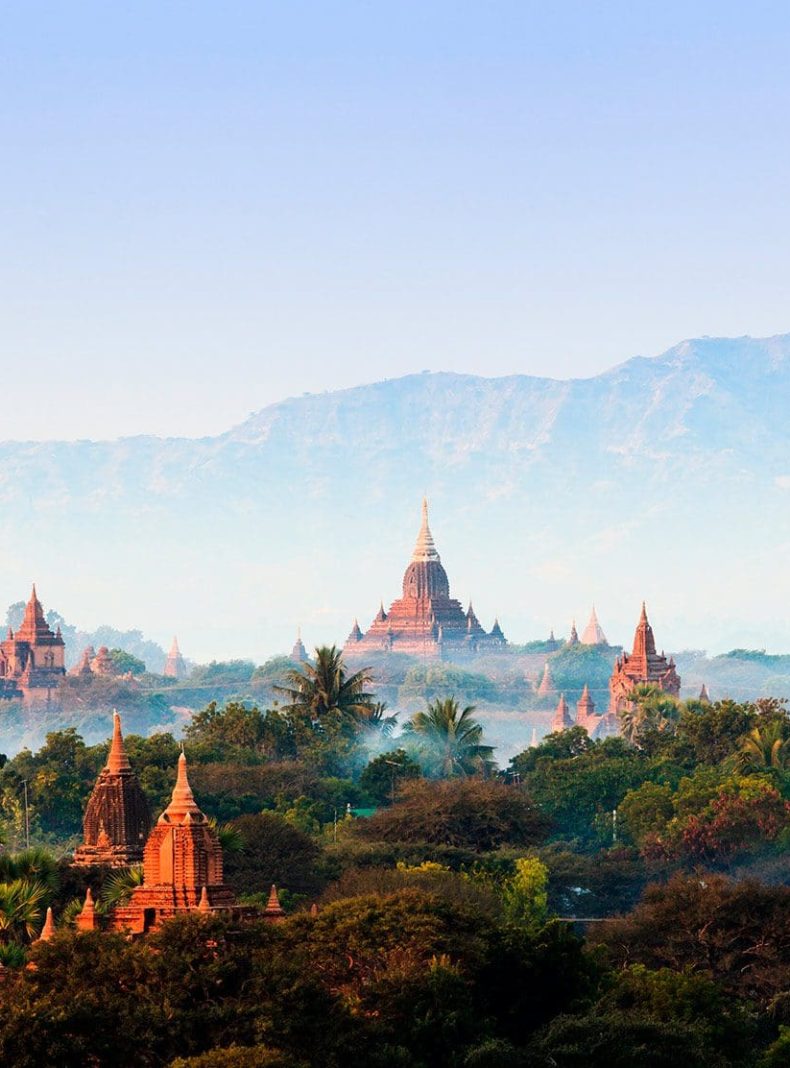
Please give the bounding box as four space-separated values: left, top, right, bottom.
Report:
100 865 144 910
274 645 376 728
403 697 494 777
0 847 59 892
619 684 680 745
0 878 47 944
738 721 789 771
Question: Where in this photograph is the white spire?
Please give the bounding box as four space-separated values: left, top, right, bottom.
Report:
411 497 440 563
580 606 608 646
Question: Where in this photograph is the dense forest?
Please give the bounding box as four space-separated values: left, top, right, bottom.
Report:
0 648 788 1066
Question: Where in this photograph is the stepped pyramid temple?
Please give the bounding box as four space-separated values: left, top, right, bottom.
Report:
73 712 152 868
111 750 237 934
345 499 507 659
580 607 608 646
608 603 681 714
164 636 186 679
0 585 65 703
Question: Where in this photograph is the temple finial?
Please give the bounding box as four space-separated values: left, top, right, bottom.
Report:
411 498 440 563
107 710 131 774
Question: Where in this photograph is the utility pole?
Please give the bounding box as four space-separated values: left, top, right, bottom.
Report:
22 780 30 849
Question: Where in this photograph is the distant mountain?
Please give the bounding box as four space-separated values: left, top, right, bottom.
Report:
2 333 790 662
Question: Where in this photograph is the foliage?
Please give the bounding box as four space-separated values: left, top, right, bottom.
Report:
223 813 323 898
107 648 147 675
398 663 498 705
359 748 421 805
403 697 495 777
355 778 550 851
501 856 549 928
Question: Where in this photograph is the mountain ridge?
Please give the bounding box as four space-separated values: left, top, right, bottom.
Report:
1 331 789 660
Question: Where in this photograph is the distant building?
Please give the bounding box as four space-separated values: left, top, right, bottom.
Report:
551 693 573 732
0 585 65 703
608 603 681 714
345 499 507 659
164 636 186 679
290 629 309 663
580 606 608 646
536 662 555 697
565 620 580 647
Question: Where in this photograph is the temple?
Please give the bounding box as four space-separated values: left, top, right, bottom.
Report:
551 693 573 732
580 606 608 646
345 500 506 659
0 586 66 703
73 712 152 868
608 603 681 714
111 750 236 934
164 636 186 679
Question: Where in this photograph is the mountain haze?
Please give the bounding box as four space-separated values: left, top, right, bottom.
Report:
3 333 789 661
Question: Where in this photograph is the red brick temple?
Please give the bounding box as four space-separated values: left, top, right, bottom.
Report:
0 585 65 703
345 499 507 659
608 603 681 714
111 750 236 934
164 636 186 679
73 712 152 868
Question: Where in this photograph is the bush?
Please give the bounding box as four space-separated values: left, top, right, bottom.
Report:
354 779 550 851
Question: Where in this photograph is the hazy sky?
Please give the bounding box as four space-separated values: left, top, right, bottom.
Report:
3 2 790 440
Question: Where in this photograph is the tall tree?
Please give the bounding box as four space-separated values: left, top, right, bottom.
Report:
273 646 375 727
403 697 494 777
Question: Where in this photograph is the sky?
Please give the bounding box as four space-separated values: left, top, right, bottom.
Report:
2 2 790 441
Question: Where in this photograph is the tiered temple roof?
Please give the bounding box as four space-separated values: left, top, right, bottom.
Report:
73 712 152 868
0 585 66 702
608 603 681 714
536 662 555 697
345 500 506 659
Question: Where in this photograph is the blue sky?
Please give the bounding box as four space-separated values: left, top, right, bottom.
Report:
2 2 790 439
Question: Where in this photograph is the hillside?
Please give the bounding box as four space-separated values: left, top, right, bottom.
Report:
2 333 790 660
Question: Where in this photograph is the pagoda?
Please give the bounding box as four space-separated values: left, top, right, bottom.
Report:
608 603 681 715
73 712 152 868
345 499 506 659
580 606 608 646
111 750 236 934
164 636 186 679
551 694 573 732
0 585 66 703
290 629 309 663
536 662 555 697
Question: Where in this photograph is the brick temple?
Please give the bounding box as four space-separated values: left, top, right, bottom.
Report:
608 603 681 714
0 585 65 703
345 499 507 659
73 712 152 868
111 749 237 934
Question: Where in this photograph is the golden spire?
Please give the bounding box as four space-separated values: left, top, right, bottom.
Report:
411 497 440 563
106 711 131 774
163 751 202 822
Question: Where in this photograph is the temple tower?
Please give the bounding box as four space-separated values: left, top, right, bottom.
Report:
73 712 152 867
536 662 555 698
290 629 309 663
608 603 681 715
111 750 235 934
0 585 66 702
346 500 506 658
551 694 573 732
580 606 608 646
164 636 186 679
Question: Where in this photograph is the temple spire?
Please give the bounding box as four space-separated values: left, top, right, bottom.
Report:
163 751 201 822
632 602 657 659
106 711 131 774
38 906 56 942
411 497 440 563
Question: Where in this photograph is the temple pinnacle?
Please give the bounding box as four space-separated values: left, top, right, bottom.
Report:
411 497 440 563
107 710 131 774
